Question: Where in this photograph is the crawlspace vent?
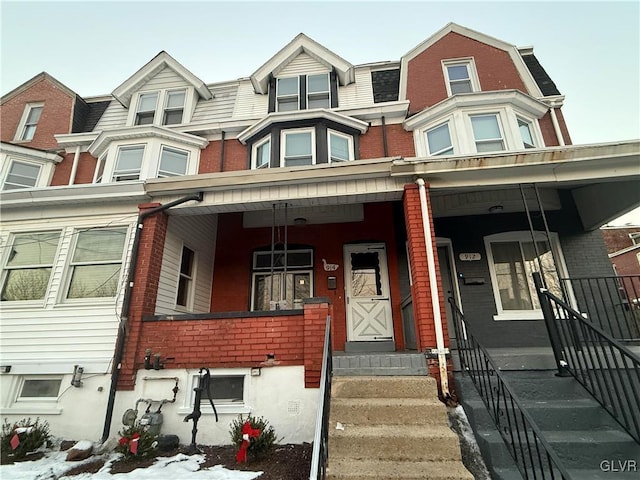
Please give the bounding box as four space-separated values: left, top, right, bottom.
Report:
287 400 301 415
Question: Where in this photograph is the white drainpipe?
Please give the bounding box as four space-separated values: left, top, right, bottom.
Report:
549 108 565 146
68 146 81 185
415 178 450 397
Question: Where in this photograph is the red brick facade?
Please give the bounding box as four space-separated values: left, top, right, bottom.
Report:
359 124 416 159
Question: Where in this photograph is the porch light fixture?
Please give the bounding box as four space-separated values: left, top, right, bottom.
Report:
488 205 504 213
294 217 307 225
71 365 84 387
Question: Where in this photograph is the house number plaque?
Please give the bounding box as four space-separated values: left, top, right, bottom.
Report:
459 253 481 261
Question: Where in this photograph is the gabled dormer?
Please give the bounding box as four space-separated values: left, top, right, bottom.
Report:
250 34 355 113
112 51 213 127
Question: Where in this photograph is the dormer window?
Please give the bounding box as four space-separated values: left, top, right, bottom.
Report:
272 73 336 112
163 90 186 125
307 74 330 108
15 104 44 142
277 78 299 112
442 59 480 96
135 93 158 125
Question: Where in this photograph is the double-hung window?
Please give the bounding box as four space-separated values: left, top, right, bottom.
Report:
176 245 195 308
277 77 299 112
426 122 454 156
66 227 127 299
251 249 313 310
112 145 145 181
328 130 352 162
307 74 330 109
158 146 189 177
443 59 479 95
163 90 186 125
470 114 505 153
282 130 314 167
135 93 158 125
3 160 41 190
518 118 536 149
252 137 271 169
1 231 61 302
18 105 44 141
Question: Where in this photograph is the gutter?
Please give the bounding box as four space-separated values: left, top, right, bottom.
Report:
101 191 203 443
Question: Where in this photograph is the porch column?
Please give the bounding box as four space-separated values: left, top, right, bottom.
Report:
403 184 451 375
117 203 169 390
303 299 332 388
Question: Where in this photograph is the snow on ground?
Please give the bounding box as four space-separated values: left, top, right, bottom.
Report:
0 451 262 480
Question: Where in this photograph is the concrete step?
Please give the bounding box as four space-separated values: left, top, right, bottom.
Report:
326 459 474 479
331 375 438 399
333 353 427 376
329 424 462 462
330 396 448 425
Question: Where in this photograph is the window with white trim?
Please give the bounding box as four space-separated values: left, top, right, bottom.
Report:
485 231 566 320
66 227 127 299
3 160 41 190
425 122 454 156
163 90 186 125
252 137 271 169
631 232 640 246
18 377 62 400
518 118 536 149
176 245 195 308
94 153 106 183
16 104 44 142
471 114 505 153
307 74 330 109
135 92 158 126
443 59 479 96
277 77 299 112
158 146 189 177
282 129 314 167
112 145 145 181
251 249 313 310
328 130 353 162
1 231 61 302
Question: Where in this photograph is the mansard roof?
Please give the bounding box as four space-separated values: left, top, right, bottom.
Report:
250 33 355 94
111 51 212 108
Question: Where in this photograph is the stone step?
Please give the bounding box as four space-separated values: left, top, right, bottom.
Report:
326 459 474 479
329 424 462 462
330 396 448 425
331 375 438 399
333 353 427 376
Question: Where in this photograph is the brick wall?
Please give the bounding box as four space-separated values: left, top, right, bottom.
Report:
50 152 97 185
602 227 640 254
359 124 416 159
611 248 640 276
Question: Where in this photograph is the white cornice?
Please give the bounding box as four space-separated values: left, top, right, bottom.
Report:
89 126 208 157
112 51 212 108
55 132 99 148
0 142 63 163
237 109 369 144
336 101 410 124
250 33 355 94
403 90 549 131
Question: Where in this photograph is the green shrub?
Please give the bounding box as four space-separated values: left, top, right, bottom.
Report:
1 417 51 461
229 414 282 461
115 424 157 460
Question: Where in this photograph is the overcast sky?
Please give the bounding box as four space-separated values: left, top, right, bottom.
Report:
1 0 638 222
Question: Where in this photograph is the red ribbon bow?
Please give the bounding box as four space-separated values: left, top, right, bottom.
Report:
235 421 261 463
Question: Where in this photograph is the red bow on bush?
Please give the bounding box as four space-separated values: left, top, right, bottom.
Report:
235 421 261 463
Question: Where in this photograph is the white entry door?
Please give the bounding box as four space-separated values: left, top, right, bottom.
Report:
344 243 394 342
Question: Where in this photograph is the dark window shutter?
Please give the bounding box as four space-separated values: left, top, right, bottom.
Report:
299 75 307 110
271 127 281 168
268 76 276 113
330 70 338 108
316 124 328 164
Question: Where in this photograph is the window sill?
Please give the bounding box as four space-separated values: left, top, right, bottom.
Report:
493 312 544 321
177 404 251 416
0 300 47 310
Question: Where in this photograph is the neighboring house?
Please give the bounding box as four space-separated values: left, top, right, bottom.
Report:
602 226 640 276
1 23 639 445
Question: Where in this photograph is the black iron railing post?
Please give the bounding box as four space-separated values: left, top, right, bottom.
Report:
533 272 571 377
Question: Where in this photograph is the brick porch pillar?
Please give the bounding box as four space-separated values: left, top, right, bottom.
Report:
303 299 332 388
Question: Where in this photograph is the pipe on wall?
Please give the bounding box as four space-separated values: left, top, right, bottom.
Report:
549 108 565 146
68 146 81 185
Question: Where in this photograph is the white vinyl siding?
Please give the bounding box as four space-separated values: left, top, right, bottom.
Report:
140 66 188 91
231 81 267 118
338 67 374 108
278 52 329 77
93 101 129 130
155 215 217 315
192 84 239 122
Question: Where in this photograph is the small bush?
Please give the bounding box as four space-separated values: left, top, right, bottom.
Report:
115 424 157 460
229 414 282 461
1 417 51 461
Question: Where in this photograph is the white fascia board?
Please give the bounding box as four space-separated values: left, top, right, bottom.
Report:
237 109 369 144
336 101 410 124
112 51 212 107
55 132 99 149
250 33 355 94
0 142 63 163
543 95 566 108
399 23 543 100
175 118 260 137
0 182 148 210
89 125 209 157
609 244 640 258
403 90 549 131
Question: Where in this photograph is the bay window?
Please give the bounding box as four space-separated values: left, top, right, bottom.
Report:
518 118 536 148
112 145 145 181
282 129 314 167
252 137 271 169
328 130 353 162
3 160 41 190
471 114 505 152
426 122 453 156
158 146 189 177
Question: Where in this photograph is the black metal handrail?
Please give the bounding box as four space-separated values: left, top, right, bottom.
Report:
535 273 640 444
309 315 332 480
449 298 571 479
561 275 640 341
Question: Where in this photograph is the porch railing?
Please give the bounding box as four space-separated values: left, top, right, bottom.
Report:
561 275 640 341
535 273 640 444
309 315 332 480
449 297 571 479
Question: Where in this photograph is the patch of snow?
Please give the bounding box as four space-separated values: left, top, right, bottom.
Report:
70 440 93 451
448 405 492 480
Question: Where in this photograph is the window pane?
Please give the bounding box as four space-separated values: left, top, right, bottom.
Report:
1 268 51 301
256 140 270 168
491 242 533 310
308 74 329 93
138 93 158 112
210 377 244 403
277 98 298 112
116 146 144 171
350 252 382 297
253 274 282 310
476 140 505 152
447 65 469 81
7 232 60 267
166 90 186 108
285 132 312 156
518 119 535 148
22 125 37 141
308 96 330 109
4 161 40 189
67 264 121 298
471 115 501 140
159 147 188 176
20 379 61 398
290 273 311 304
163 110 183 125
330 133 350 161
450 81 472 94
277 77 298 96
180 246 194 276
26 106 43 124
426 123 453 155
72 229 127 263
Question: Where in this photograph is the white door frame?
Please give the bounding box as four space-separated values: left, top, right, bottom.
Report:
436 238 462 339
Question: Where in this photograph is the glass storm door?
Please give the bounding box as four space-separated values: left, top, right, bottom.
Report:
344 243 394 342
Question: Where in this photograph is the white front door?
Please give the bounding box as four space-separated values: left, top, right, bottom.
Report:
344 243 394 342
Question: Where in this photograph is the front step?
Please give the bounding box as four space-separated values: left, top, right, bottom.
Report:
328 376 472 480
333 353 427 376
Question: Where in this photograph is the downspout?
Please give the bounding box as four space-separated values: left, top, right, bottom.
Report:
101 191 204 443
68 146 81 185
415 178 450 399
549 108 565 146
381 115 389 157
220 131 226 171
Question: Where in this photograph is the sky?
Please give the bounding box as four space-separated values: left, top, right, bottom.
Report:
1 0 639 222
